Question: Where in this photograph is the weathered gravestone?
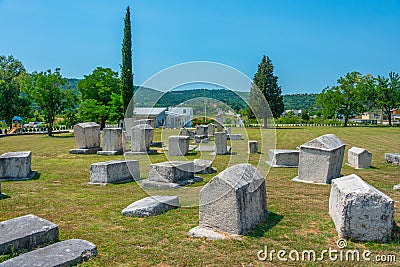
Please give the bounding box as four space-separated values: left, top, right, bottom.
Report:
196 125 208 137
248 140 258 153
89 160 140 184
394 184 400 191
69 122 101 154
266 149 299 167
128 124 154 154
207 124 215 136
329 174 394 242
0 214 59 254
122 196 179 217
141 161 201 189
0 151 36 180
385 153 400 166
0 239 97 267
189 163 267 239
193 159 217 174
179 128 195 138
97 128 123 155
124 118 153 138
347 146 372 169
214 132 228 155
294 134 345 184
168 136 190 156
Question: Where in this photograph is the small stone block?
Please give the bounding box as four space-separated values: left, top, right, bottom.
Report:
227 134 242 140
122 196 179 217
69 148 101 154
148 161 194 183
394 184 400 191
385 153 400 166
248 140 258 153
0 239 97 267
168 136 190 156
347 146 372 169
0 214 59 254
267 149 299 167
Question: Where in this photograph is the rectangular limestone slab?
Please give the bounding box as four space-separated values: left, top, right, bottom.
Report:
148 161 194 183
0 151 32 179
101 128 123 153
0 214 59 254
90 160 140 184
329 174 394 242
73 122 100 149
0 239 97 267
267 149 299 167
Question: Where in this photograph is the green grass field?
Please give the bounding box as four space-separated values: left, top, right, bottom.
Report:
0 126 399 266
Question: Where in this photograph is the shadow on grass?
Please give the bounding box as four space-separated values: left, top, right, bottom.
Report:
50 135 74 139
390 222 400 244
247 211 283 238
0 194 10 200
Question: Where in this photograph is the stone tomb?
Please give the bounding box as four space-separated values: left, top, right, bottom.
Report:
394 184 400 191
89 160 140 184
248 140 259 153
189 163 267 239
122 196 179 217
0 214 59 254
266 149 299 167
347 146 372 169
196 125 208 137
128 124 154 155
1 239 97 267
69 122 101 154
97 128 123 155
214 132 228 155
0 151 36 180
385 153 400 166
168 136 190 156
329 174 394 242
227 134 242 140
141 161 202 189
294 134 345 184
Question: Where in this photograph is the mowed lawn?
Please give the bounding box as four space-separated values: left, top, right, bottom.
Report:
0 126 399 266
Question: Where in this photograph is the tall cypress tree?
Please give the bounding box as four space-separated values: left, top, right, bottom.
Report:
121 6 134 116
249 55 284 127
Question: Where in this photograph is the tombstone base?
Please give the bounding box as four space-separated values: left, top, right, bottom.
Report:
345 163 370 169
141 176 203 189
124 150 158 156
0 171 37 181
394 184 400 191
292 176 331 185
97 150 123 155
188 226 242 240
69 148 101 154
265 161 298 168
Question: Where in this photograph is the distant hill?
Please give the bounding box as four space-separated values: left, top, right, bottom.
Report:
283 93 318 112
65 80 318 113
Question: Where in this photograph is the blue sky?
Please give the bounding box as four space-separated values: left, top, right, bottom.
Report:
1 0 400 94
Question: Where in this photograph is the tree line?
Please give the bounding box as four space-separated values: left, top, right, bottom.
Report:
316 71 400 126
0 6 133 136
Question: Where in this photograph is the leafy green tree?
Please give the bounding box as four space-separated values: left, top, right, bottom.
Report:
301 109 310 121
316 72 373 127
249 55 284 127
78 67 121 128
121 6 134 116
24 68 72 136
374 72 400 126
0 55 32 128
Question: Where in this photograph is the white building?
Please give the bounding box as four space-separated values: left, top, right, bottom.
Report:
165 107 194 128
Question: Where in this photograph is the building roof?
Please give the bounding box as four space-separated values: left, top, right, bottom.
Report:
134 107 167 116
